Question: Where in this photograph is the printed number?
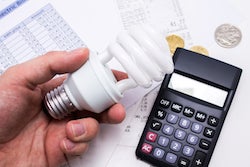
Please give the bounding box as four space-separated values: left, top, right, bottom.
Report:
182 120 188 126
185 147 191 154
177 130 184 138
166 127 171 133
170 115 176 121
188 135 198 145
194 124 200 131
173 143 178 150
183 146 193 156
156 149 162 156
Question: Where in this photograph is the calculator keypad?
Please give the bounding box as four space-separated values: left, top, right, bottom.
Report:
138 97 220 167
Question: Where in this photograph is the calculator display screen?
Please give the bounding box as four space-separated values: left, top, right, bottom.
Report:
168 73 228 107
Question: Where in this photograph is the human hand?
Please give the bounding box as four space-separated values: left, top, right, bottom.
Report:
0 48 126 167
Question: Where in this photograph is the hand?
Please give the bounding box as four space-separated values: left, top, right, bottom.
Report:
0 48 126 167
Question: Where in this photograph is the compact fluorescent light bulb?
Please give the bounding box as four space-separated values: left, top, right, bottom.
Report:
44 25 174 119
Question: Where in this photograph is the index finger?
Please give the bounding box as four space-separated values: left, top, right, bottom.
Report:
4 48 89 87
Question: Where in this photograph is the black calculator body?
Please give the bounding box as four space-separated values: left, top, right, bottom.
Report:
136 48 242 167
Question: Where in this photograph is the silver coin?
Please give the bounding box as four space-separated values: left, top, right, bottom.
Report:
214 24 242 48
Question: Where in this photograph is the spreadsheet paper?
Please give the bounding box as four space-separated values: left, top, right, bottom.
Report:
0 4 85 74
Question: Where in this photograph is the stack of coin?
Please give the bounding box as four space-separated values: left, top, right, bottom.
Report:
165 23 242 58
166 34 209 56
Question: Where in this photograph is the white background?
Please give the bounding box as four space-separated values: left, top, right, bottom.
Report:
1 0 250 166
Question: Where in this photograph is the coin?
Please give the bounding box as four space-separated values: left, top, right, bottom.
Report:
214 24 242 48
190 45 209 56
166 34 185 55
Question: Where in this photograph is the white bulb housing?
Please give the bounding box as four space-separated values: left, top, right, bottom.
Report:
44 25 174 119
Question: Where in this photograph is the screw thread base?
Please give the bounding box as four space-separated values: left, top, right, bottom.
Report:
44 85 77 119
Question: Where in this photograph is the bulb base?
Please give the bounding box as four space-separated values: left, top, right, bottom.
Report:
44 52 123 119
44 85 77 119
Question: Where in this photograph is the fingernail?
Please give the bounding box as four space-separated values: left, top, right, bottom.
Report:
63 138 75 151
69 48 87 55
72 123 85 137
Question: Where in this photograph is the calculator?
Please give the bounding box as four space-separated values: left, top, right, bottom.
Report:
136 48 242 167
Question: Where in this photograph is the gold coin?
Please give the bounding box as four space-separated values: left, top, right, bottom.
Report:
190 45 209 56
166 34 185 55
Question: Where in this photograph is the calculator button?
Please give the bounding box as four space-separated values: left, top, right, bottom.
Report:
158 136 170 147
167 113 179 124
182 145 194 157
141 143 153 154
195 111 207 122
179 118 191 129
183 107 195 117
204 127 215 138
192 151 207 167
191 122 203 134
150 120 162 131
187 134 199 145
199 139 211 150
159 98 171 108
146 131 157 142
166 152 177 164
171 102 183 113
208 116 219 127
155 110 167 119
175 129 186 140
153 147 165 159
162 124 174 135
170 141 182 152
178 157 190 167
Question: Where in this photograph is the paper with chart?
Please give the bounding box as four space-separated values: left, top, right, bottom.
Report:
116 0 193 47
0 4 85 74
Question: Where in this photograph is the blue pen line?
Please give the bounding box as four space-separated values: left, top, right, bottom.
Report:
0 0 29 19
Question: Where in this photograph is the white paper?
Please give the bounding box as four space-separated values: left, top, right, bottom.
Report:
0 4 85 73
0 0 248 167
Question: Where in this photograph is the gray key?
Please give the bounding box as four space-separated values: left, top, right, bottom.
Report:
183 145 194 157
162 124 174 135
187 134 198 145
153 148 165 159
170 141 182 152
191 122 203 134
167 113 178 124
158 136 170 147
179 118 191 129
175 129 186 140
166 153 177 164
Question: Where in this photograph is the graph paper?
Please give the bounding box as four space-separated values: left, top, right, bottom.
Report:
0 4 85 74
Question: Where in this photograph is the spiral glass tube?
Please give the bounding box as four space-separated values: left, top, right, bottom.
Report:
44 24 174 119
